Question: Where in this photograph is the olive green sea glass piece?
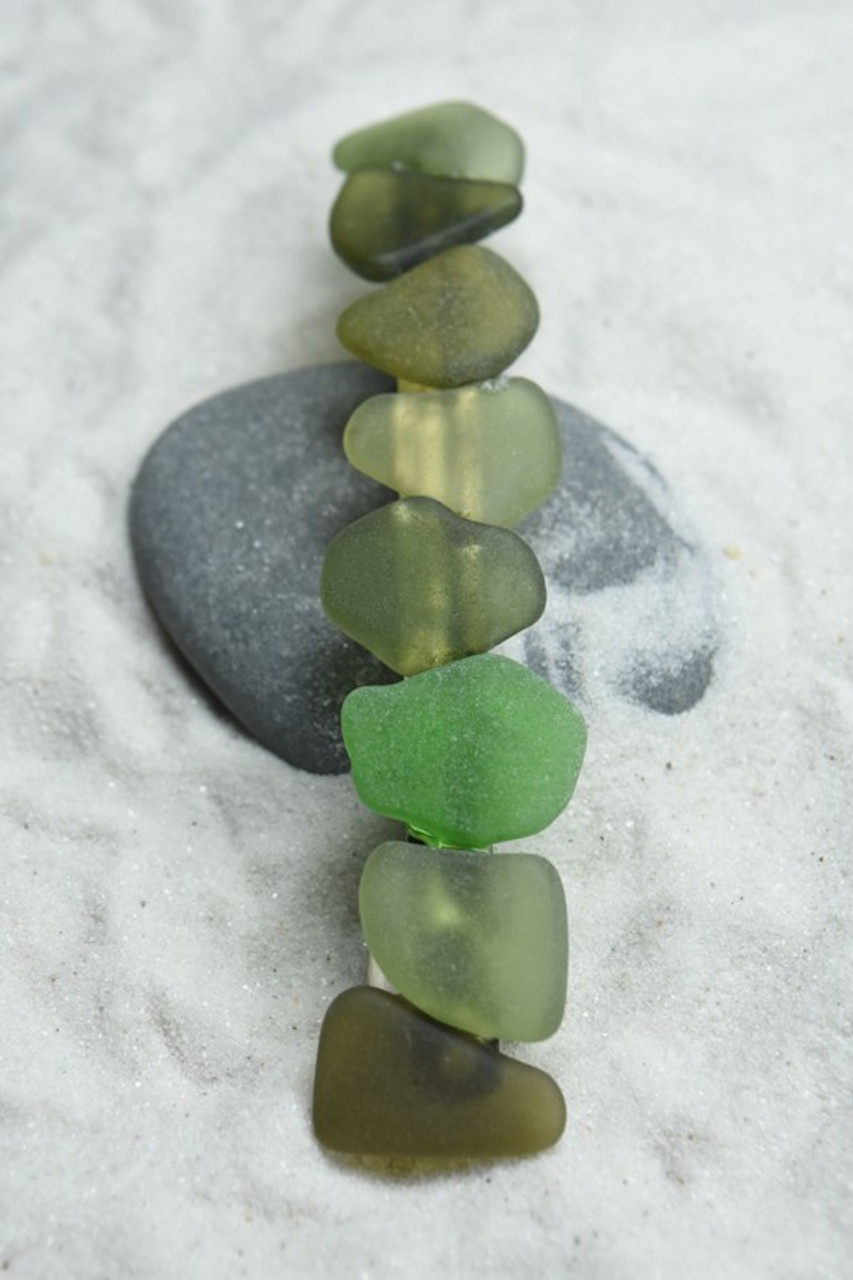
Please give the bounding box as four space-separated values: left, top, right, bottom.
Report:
360 842 568 1042
333 101 524 185
312 986 566 1158
336 245 539 388
330 169 522 282
321 497 545 676
344 378 562 526
342 653 587 848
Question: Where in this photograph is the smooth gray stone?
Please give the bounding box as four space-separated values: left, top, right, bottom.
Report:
130 362 720 775
130 364 397 775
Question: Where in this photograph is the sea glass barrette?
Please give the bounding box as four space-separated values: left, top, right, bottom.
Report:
311 102 588 1160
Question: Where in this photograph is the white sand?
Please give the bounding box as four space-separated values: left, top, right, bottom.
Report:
2 2 851 1277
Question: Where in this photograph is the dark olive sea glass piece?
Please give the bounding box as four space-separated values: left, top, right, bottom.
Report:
341 653 587 848
332 101 524 185
330 169 522 281
360 842 568 1041
336 245 539 388
312 986 566 1158
321 497 545 676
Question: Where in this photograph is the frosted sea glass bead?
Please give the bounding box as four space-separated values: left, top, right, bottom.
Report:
330 168 522 282
342 653 587 848
343 378 562 526
312 986 566 1158
336 245 539 388
360 842 568 1042
321 497 545 676
333 101 525 185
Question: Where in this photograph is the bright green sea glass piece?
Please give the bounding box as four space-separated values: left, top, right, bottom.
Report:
330 169 522 282
333 101 525 185
360 842 568 1042
321 497 545 676
343 378 562 526
312 986 566 1158
342 653 587 847
336 245 539 388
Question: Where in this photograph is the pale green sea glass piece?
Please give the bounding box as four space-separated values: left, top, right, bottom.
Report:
360 842 568 1042
342 653 587 848
336 245 539 388
343 378 562 526
321 497 545 676
330 168 522 282
312 986 566 1158
333 101 525 185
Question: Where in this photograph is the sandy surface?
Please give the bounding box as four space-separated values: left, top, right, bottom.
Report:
2 2 852 1277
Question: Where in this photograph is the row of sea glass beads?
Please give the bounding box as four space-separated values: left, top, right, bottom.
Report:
313 103 588 1159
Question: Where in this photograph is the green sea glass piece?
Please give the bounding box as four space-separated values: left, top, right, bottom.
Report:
342 653 587 847
312 986 566 1158
330 169 522 282
321 497 545 676
333 101 524 185
343 377 562 526
360 842 568 1042
336 245 539 388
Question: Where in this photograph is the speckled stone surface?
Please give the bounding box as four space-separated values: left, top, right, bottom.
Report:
130 363 397 774
131 363 718 773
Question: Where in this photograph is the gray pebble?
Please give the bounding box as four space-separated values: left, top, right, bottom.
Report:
130 363 720 774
